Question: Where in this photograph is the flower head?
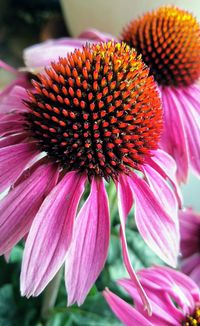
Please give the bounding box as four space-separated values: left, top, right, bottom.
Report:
0 40 180 309
104 266 200 325
120 6 200 182
180 208 200 287
25 42 162 180
122 6 200 87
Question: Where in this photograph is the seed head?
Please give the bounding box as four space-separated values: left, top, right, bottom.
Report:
25 42 162 180
122 6 200 86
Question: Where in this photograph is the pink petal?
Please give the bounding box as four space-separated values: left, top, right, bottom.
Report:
0 86 28 113
20 171 86 297
0 133 27 149
117 174 152 315
23 38 89 68
173 88 200 178
139 267 200 312
0 162 59 254
0 76 30 103
103 288 151 326
183 84 200 115
159 86 189 183
149 149 183 207
0 142 38 193
127 172 179 267
65 178 110 306
79 29 116 41
118 279 180 325
142 164 178 224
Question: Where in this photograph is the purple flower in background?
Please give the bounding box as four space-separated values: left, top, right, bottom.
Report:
180 208 200 287
104 266 200 325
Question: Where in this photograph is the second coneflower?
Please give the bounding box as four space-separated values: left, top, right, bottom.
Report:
121 6 200 183
0 42 179 311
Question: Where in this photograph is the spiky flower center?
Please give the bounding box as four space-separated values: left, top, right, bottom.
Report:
121 6 200 86
25 42 162 180
182 305 200 325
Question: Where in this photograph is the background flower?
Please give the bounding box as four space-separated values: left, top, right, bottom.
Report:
180 208 200 287
104 266 200 325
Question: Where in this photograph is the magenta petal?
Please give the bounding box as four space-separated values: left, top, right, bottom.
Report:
79 29 116 41
139 267 200 312
143 164 178 224
118 279 181 326
20 171 86 297
0 142 38 193
0 133 27 149
65 178 110 306
0 162 59 254
159 86 189 183
103 288 151 326
117 174 152 315
23 38 88 68
127 172 179 267
173 88 200 177
0 86 28 113
149 149 182 206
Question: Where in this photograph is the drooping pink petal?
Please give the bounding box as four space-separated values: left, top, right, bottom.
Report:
0 115 25 137
0 162 59 254
117 174 152 315
149 149 183 207
0 142 38 193
79 29 116 41
103 288 152 326
65 178 110 306
23 38 89 68
159 86 189 183
20 171 86 297
127 172 179 267
142 164 178 224
172 88 200 178
118 279 181 325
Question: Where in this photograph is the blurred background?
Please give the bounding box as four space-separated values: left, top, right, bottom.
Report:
0 1 199 325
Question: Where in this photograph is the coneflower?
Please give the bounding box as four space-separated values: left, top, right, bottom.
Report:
81 6 200 183
121 6 200 182
0 41 179 310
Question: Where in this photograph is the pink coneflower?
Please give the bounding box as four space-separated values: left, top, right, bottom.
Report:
0 41 180 309
81 7 200 183
104 266 200 325
121 6 200 183
180 208 200 287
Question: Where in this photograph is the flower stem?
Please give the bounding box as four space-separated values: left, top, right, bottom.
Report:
41 269 63 320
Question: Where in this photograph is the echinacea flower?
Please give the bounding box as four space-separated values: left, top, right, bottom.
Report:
121 6 200 183
0 41 180 309
104 266 200 325
180 208 200 287
82 6 200 183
